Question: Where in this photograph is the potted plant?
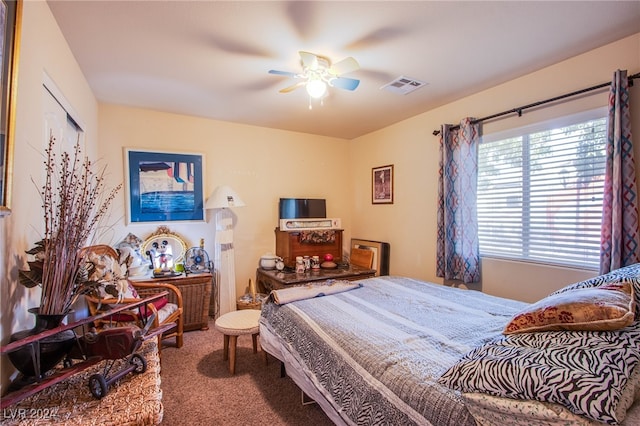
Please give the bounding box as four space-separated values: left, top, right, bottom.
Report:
10 134 121 380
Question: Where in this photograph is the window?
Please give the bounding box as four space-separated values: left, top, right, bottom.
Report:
477 109 607 269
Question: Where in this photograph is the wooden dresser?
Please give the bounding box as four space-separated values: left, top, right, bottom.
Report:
275 228 343 267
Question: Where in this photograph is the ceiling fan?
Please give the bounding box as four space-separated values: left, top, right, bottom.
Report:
268 51 360 101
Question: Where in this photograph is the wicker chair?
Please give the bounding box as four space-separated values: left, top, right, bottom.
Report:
81 245 184 349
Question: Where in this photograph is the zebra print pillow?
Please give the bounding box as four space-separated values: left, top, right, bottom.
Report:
439 321 640 424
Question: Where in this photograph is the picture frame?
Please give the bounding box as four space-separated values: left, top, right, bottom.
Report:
0 0 22 216
141 225 188 272
350 238 390 276
125 149 204 223
372 164 393 204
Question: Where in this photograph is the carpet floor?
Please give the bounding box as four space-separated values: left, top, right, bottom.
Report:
159 319 334 425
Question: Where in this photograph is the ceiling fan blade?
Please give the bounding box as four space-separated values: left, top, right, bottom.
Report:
329 76 360 91
269 69 298 78
299 51 318 70
279 82 306 93
329 57 360 76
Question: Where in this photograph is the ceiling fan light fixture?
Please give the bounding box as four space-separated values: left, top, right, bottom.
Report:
306 79 327 99
269 52 360 106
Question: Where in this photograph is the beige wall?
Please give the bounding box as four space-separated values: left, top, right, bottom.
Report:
349 33 640 303
0 1 99 391
97 105 352 302
1 0 639 393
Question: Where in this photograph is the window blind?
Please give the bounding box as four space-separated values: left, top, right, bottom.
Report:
477 113 607 269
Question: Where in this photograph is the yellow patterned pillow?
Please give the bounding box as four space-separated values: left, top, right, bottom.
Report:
503 282 635 334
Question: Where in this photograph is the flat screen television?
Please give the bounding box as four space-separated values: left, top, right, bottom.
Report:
279 198 326 219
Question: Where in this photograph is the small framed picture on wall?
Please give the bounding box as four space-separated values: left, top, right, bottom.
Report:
372 164 393 204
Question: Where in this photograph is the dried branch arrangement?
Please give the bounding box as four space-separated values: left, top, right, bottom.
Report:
19 134 122 315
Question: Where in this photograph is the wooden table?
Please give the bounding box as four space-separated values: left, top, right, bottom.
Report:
256 265 376 292
131 273 213 331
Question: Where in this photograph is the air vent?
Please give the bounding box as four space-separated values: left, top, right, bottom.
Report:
380 76 427 95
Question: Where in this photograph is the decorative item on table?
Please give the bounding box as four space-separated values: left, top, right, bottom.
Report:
311 255 320 270
141 226 187 278
184 239 212 274
321 253 337 269
259 253 281 270
145 244 181 278
116 233 150 278
295 256 305 273
14 134 122 383
146 240 174 277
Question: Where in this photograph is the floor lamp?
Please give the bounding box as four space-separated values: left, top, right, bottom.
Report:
205 185 245 317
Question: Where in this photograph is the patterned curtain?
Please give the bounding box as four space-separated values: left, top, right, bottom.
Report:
436 118 481 283
600 69 640 274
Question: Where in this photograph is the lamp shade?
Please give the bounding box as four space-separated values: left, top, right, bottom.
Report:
205 185 246 209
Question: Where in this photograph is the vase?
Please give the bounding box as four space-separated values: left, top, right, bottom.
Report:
8 307 76 380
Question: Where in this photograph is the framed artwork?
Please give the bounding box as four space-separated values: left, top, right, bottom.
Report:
350 238 390 276
125 149 204 223
0 0 22 216
372 164 393 204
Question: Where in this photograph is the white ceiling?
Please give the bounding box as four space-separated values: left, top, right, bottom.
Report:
47 1 640 140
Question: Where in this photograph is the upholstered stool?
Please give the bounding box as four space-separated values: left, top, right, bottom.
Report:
214 309 262 374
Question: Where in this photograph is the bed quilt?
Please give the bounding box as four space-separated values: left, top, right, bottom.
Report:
260 276 527 425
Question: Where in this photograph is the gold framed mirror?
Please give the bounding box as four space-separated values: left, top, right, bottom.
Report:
141 226 188 271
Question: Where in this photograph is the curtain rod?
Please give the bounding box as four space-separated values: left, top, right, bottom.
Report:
432 72 640 136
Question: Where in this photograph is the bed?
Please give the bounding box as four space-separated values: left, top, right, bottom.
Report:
259 265 640 425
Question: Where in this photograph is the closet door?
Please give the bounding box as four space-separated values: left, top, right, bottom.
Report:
43 85 82 155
